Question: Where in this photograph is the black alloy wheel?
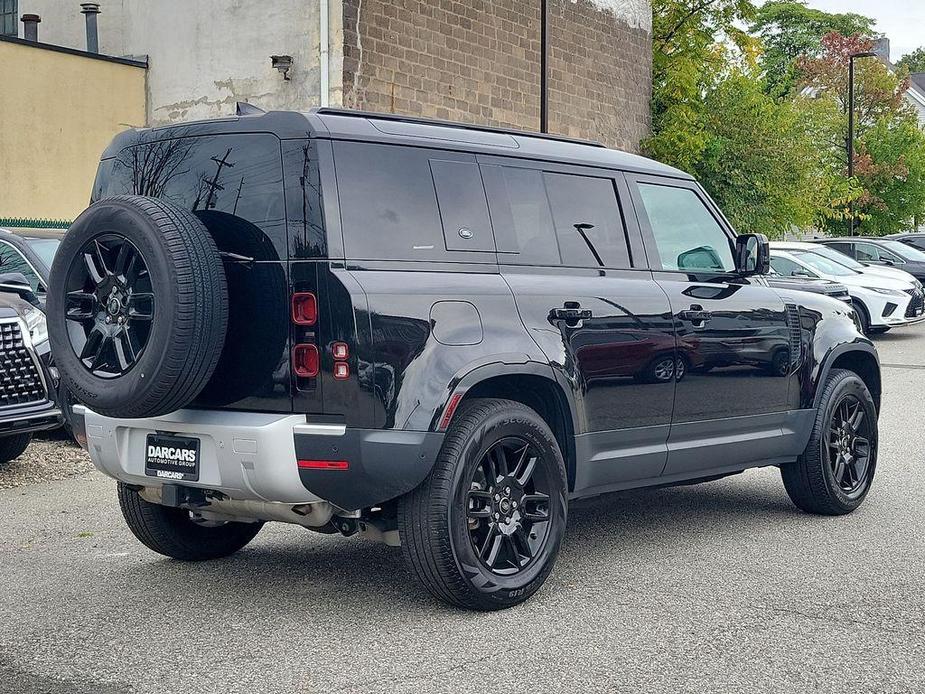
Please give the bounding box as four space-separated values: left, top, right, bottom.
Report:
466 437 552 575
781 368 878 515
826 394 873 498
398 398 567 610
64 234 154 378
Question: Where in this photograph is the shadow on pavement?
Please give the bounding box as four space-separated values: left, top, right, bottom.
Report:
108 473 799 613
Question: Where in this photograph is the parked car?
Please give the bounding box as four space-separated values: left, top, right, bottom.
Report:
49 108 881 610
765 270 852 304
0 228 60 306
887 232 925 252
0 277 62 467
770 245 923 334
774 240 921 286
811 237 925 284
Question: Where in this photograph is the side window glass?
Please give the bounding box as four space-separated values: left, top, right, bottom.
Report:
543 173 631 268
334 142 445 261
0 243 40 291
430 160 495 252
481 165 561 266
770 256 809 277
855 243 879 262
636 183 734 273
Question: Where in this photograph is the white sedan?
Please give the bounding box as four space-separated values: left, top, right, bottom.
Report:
769 246 924 334
773 240 921 285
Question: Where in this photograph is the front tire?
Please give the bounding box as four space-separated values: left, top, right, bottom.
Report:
0 433 31 467
117 483 263 560
781 369 877 515
851 300 871 336
398 398 568 610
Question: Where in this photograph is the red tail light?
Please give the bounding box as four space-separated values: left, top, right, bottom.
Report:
292 343 319 377
291 292 318 326
298 459 349 470
333 362 350 380
332 341 349 360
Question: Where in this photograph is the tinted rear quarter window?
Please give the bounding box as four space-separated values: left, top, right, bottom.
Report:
334 142 495 262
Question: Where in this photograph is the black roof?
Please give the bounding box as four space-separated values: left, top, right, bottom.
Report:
102 107 692 180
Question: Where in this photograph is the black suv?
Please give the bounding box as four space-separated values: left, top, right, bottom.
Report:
48 108 881 610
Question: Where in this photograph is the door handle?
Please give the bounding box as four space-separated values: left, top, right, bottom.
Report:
679 305 712 326
549 305 593 324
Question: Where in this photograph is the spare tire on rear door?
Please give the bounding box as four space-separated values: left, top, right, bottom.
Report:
47 196 229 418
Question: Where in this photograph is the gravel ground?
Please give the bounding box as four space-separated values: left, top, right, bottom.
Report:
1 328 924 693
0 432 92 490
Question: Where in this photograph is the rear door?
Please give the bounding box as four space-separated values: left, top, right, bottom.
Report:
626 174 795 477
482 157 677 492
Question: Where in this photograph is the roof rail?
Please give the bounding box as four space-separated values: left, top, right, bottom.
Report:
312 107 606 148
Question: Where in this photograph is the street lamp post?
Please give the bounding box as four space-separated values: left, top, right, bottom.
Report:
847 51 877 233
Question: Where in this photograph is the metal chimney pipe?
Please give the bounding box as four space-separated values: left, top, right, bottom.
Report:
20 14 41 42
80 3 101 53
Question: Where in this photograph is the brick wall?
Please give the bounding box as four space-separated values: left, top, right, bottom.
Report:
341 0 651 151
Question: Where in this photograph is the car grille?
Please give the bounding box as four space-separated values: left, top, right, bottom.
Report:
904 288 924 318
0 321 47 407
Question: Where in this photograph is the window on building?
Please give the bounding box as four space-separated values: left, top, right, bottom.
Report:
0 0 17 36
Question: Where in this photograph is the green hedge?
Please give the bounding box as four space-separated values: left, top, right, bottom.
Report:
0 217 72 229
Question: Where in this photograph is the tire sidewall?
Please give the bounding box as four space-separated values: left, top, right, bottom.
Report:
817 374 878 509
48 200 181 412
445 407 567 606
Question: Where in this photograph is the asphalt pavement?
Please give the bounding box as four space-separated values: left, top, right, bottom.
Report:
2 329 924 693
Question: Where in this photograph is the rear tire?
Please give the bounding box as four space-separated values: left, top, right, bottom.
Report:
781 369 877 515
117 483 263 560
0 433 31 467
398 398 568 610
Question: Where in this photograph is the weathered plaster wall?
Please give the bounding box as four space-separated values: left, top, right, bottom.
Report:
21 0 333 124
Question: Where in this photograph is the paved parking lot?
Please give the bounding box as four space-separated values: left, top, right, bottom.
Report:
2 329 925 694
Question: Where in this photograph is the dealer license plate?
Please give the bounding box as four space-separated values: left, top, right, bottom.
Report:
145 433 200 481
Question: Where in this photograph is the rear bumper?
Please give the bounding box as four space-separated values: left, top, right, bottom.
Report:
72 406 443 511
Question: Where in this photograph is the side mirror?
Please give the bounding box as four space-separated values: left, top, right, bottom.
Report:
0 272 40 307
734 234 770 276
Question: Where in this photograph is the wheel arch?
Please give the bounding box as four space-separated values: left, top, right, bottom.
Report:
813 343 881 413
434 363 579 492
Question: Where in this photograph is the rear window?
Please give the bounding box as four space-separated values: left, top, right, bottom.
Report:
333 142 495 261
93 133 288 261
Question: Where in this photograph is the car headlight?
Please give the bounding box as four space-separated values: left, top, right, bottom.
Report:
22 306 48 345
865 287 906 297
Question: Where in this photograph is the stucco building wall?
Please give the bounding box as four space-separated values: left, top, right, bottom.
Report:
20 0 327 125
0 38 146 220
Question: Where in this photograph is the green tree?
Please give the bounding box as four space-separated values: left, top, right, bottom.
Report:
896 47 925 74
693 74 829 235
796 33 925 234
648 0 758 172
646 0 830 237
750 1 876 97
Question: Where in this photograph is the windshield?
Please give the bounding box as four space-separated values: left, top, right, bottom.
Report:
792 250 859 277
810 245 865 270
26 238 60 268
881 239 925 262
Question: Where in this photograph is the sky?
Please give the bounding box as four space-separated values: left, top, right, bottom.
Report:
805 0 924 61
